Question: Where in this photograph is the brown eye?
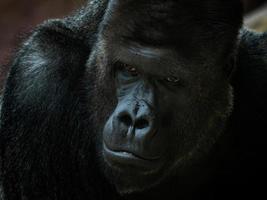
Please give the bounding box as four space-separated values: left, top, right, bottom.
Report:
124 64 139 76
165 76 180 83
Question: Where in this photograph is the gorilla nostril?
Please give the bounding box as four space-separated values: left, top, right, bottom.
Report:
118 114 132 127
135 118 149 129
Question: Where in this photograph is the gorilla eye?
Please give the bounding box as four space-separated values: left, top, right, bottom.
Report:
125 65 138 76
124 65 139 76
165 76 180 84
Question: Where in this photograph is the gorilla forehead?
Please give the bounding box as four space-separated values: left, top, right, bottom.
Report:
113 43 187 76
98 36 220 77
102 0 242 47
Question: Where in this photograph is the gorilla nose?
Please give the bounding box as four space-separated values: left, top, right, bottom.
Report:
116 100 156 137
118 112 151 130
135 118 150 129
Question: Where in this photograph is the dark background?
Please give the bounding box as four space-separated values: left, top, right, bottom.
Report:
243 0 267 11
0 0 266 85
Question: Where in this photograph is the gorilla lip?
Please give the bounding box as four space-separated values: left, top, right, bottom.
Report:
103 143 161 169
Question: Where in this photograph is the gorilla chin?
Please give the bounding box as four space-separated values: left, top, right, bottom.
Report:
102 143 170 194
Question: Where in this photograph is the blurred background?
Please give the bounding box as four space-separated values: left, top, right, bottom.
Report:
0 0 267 85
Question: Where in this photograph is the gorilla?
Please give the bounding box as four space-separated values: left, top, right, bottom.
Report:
0 0 267 199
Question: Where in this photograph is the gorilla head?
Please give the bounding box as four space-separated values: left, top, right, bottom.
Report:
90 0 243 194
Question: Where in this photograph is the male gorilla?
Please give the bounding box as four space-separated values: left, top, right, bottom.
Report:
0 0 267 199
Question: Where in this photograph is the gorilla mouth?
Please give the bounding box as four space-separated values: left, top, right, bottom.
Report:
103 143 161 170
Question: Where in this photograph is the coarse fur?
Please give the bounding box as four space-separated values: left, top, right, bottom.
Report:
0 0 267 200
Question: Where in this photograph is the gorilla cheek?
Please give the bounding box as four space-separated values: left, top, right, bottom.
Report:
102 113 127 149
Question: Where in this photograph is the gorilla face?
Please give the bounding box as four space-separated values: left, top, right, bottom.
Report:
96 39 233 194
92 0 240 195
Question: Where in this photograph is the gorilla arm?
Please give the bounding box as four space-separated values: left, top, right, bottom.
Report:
0 19 89 200
0 1 109 199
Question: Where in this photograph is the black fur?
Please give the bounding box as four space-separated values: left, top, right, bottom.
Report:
0 0 267 199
